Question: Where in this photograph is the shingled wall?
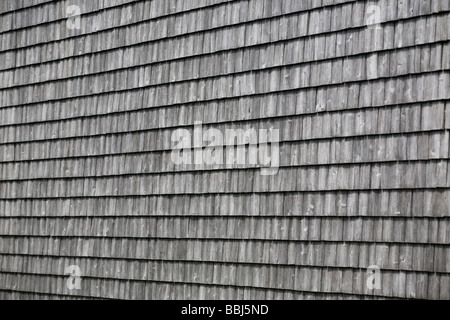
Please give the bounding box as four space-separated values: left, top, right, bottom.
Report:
0 0 449 300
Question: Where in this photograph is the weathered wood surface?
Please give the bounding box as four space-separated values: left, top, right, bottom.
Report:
0 0 449 299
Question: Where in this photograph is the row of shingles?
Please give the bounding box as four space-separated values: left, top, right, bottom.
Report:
0 262 447 299
0 0 245 72
1 216 449 245
2 2 448 90
0 272 389 300
2 237 449 273
0 47 448 148
0 84 447 147
0 0 238 50
2 0 446 94
0 101 447 182
0 130 448 180
0 257 440 300
0 42 448 143
0 0 358 65
1 225 447 298
2 222 445 297
0 54 448 151
0 0 362 104
2 2 449 109
0 15 449 132
0 189 449 218
0 201 446 284
2 153 446 296
1 171 448 294
0 290 94 300
0 0 233 32
0 107 448 193
0 15 448 121
0 20 446 153
0 232 432 300
0 0 55 15
0 19 445 105
0 79 448 162
0 121 448 163
0 0 442 62
0 161 449 197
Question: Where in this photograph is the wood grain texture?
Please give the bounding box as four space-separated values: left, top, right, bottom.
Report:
0 0 449 300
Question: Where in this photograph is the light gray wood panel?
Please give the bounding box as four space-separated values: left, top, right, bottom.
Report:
0 132 448 181
0 100 446 145
1 267 447 299
0 0 233 34
2 21 447 90
1 189 449 218
2 2 446 71
0 0 239 50
1 162 448 198
2 47 448 108
0 216 449 245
